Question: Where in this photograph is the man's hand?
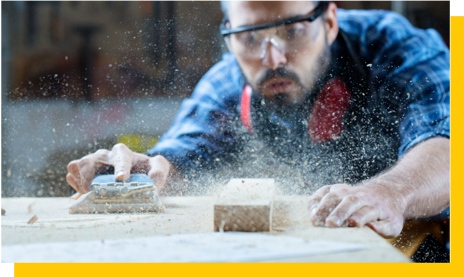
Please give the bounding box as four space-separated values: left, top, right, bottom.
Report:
308 183 407 239
307 137 449 239
66 143 172 194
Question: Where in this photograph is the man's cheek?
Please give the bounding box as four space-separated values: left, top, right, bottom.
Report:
243 67 262 90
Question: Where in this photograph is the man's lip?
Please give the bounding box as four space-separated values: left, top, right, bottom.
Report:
262 78 294 93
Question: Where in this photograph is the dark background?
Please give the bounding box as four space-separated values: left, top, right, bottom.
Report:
1 1 450 102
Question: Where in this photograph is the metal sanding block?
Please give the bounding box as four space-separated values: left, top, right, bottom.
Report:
69 174 165 214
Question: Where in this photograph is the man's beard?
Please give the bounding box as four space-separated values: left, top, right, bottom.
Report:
247 45 332 119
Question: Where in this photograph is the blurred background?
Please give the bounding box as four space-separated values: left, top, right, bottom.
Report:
1 1 450 197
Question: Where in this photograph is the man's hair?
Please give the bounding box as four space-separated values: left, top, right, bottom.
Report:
220 1 320 19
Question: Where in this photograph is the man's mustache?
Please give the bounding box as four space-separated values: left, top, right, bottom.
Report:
257 68 303 87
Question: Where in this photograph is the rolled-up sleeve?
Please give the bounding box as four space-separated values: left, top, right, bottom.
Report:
146 54 245 173
339 9 450 159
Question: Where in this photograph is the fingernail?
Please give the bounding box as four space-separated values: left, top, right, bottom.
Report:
116 170 125 177
310 207 318 216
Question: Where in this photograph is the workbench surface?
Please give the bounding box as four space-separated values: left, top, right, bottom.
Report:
1 196 409 262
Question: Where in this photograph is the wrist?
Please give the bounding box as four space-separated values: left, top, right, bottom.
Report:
363 173 415 216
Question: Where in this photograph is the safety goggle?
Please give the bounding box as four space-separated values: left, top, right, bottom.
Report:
220 2 330 59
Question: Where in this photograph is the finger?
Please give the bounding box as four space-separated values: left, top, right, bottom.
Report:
310 193 342 226
366 217 404 239
326 195 364 227
66 173 80 193
111 143 133 181
91 149 112 171
77 157 96 193
148 155 171 193
130 152 151 173
346 205 379 227
307 185 332 211
67 160 81 181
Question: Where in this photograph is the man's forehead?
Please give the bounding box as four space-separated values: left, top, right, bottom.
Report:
228 1 316 28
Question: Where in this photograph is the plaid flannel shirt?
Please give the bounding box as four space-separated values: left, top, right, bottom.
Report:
147 9 450 174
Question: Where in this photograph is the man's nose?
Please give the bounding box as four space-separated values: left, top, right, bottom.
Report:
261 40 287 70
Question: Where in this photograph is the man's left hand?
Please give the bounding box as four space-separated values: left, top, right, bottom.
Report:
308 183 406 238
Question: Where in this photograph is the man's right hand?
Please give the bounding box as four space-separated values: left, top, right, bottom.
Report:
66 143 172 194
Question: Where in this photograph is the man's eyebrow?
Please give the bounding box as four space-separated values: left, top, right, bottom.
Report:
234 9 316 29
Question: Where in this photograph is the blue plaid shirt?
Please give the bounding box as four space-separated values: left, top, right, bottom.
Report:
147 9 450 174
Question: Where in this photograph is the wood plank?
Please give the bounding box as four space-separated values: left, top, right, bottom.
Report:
1 197 409 262
214 179 275 232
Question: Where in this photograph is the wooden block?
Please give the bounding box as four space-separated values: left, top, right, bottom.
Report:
214 179 275 232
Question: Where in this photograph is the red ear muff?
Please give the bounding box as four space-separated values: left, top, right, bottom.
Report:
241 85 254 134
308 78 351 143
241 78 351 143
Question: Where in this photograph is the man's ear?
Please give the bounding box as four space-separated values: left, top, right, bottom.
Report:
324 2 339 46
224 21 233 53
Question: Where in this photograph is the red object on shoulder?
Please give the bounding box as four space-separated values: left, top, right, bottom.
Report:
308 78 351 143
240 78 351 143
241 85 254 134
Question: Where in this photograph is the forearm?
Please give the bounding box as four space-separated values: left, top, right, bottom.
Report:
368 137 450 219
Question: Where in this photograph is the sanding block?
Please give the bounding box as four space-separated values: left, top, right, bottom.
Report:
69 174 165 214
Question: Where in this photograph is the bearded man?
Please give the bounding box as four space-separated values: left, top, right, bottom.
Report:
66 1 450 239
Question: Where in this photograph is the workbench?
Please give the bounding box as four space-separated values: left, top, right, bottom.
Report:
1 196 409 262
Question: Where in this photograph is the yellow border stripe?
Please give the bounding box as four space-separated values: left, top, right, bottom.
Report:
14 263 454 276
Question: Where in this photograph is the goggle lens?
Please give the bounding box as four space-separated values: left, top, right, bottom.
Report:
228 20 320 59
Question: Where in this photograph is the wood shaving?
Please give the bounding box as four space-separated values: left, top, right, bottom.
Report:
27 215 38 225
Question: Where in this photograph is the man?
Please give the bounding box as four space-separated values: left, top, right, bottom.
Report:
66 1 450 239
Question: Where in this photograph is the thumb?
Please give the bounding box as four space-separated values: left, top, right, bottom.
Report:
147 155 171 193
366 217 404 239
